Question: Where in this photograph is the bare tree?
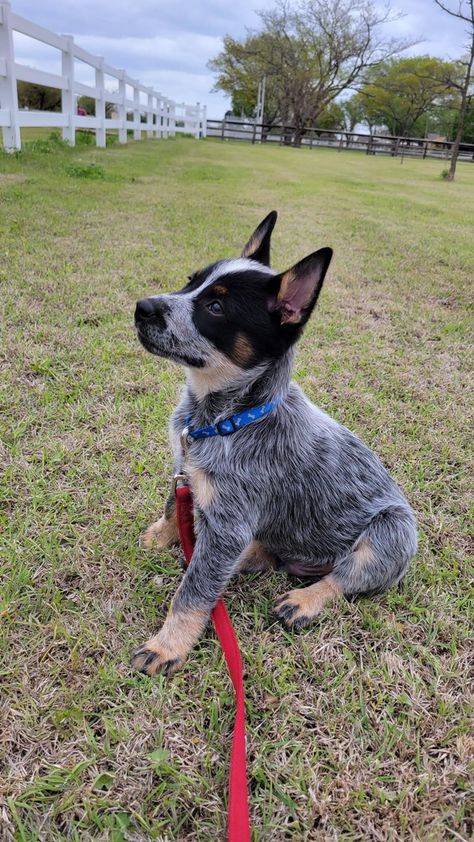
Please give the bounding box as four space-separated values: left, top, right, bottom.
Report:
435 0 474 179
210 0 413 146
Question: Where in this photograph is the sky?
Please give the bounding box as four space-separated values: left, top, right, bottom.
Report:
11 0 471 118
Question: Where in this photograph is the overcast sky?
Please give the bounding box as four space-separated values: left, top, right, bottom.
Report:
12 0 470 118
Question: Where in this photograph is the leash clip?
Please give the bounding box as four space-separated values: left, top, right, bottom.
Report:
173 425 192 493
172 471 189 494
180 425 191 456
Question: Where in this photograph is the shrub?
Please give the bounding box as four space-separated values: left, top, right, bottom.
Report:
76 131 96 147
25 131 69 153
65 162 105 179
74 131 118 147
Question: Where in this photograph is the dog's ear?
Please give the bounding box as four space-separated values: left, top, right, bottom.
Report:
241 210 278 266
276 248 333 325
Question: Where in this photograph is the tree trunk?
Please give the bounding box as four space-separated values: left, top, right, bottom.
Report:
293 125 306 147
446 88 469 180
446 46 474 181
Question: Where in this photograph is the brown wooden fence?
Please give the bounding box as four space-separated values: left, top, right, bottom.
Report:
206 119 474 163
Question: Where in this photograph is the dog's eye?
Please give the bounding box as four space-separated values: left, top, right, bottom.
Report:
207 300 224 315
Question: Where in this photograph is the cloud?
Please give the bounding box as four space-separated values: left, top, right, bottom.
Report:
12 0 270 116
77 32 223 77
10 0 472 119
385 1 471 60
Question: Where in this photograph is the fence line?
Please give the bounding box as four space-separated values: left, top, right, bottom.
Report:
0 1 206 151
207 118 474 163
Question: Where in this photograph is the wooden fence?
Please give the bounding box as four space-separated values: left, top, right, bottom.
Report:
0 1 206 151
207 118 474 163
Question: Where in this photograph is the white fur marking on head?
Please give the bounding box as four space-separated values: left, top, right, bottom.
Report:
184 258 275 301
206 258 275 284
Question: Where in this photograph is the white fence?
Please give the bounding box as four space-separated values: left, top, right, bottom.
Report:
0 1 206 151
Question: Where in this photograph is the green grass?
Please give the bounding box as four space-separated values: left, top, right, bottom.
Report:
1 136 473 841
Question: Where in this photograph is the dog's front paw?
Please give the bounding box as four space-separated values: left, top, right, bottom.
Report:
132 607 208 678
132 640 184 677
274 577 342 630
139 515 179 550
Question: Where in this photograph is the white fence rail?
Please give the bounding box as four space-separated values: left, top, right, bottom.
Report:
0 1 206 151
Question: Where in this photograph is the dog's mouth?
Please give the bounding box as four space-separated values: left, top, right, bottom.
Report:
136 326 205 368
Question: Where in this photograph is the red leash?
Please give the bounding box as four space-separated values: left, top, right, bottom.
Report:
175 483 250 842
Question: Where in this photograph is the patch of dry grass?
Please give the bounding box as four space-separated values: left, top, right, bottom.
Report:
1 137 473 840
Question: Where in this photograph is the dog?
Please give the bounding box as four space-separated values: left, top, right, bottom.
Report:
132 211 417 676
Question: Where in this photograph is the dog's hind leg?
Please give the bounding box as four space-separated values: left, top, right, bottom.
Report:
140 493 180 550
333 505 417 597
238 541 277 573
274 505 417 629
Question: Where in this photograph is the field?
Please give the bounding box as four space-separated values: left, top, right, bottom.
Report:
1 135 473 841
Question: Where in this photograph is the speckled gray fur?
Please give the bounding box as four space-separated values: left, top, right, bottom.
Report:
168 347 417 614
135 215 417 636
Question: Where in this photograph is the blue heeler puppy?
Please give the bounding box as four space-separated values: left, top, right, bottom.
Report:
133 212 417 676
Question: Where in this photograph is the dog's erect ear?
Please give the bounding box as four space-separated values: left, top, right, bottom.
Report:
276 247 333 325
241 210 278 266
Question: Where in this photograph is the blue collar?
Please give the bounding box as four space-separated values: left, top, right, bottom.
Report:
185 399 281 442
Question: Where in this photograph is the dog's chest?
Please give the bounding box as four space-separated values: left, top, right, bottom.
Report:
183 441 229 512
185 460 217 510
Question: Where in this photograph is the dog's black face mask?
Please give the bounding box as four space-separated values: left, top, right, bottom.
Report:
135 211 333 373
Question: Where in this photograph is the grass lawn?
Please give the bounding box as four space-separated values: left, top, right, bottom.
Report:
1 135 473 841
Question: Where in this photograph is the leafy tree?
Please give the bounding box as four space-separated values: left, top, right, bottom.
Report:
316 101 345 130
425 96 461 139
17 81 61 111
16 86 115 120
77 96 115 118
354 56 456 137
340 98 365 132
458 101 474 142
209 0 411 145
212 33 284 128
434 0 474 180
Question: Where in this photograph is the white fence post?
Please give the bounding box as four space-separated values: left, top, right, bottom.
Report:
61 34 75 145
160 98 165 138
118 70 126 143
0 1 21 151
201 104 207 138
169 100 176 137
156 96 161 138
146 90 152 138
154 95 159 138
133 83 140 140
95 57 106 147
195 103 200 139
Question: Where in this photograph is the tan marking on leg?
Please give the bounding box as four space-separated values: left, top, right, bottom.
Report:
187 466 216 509
274 575 343 629
232 333 254 367
352 536 375 567
132 607 208 676
140 510 179 550
239 540 277 573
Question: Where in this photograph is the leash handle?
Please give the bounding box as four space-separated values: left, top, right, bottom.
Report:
175 484 250 842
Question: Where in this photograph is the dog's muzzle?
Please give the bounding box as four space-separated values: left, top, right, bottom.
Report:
135 297 168 330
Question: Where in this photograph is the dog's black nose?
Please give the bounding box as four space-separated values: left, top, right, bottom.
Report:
135 297 169 331
135 297 158 320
